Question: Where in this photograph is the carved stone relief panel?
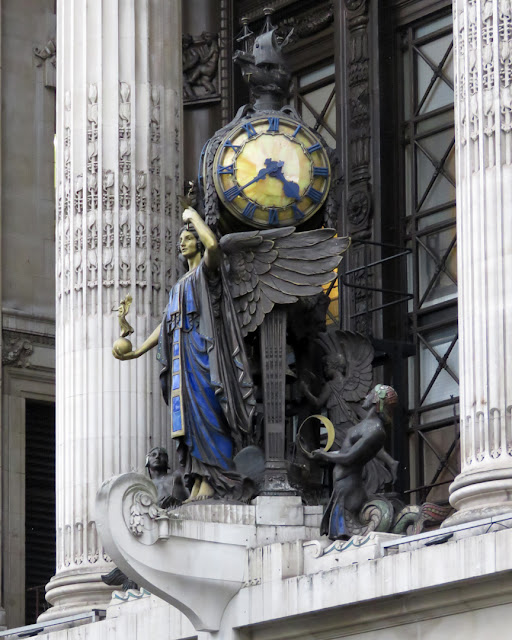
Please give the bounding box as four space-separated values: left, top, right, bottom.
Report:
2 332 33 368
33 39 56 88
119 82 132 288
280 3 334 42
458 0 512 169
183 32 220 104
345 0 372 234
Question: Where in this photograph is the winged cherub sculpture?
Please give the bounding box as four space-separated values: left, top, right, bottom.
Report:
113 207 349 502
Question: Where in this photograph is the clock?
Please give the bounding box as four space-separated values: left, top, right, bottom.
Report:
212 114 331 229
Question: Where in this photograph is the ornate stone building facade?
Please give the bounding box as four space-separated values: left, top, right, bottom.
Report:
0 0 512 638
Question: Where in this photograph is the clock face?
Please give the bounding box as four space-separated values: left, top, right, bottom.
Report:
212 115 331 228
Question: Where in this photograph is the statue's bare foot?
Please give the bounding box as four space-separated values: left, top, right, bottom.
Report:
183 477 201 503
196 478 214 500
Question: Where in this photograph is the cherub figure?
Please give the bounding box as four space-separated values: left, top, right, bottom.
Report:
301 329 398 493
188 32 219 96
310 384 398 540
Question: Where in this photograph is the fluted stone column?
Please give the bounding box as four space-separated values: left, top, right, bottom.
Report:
447 0 512 525
41 0 182 620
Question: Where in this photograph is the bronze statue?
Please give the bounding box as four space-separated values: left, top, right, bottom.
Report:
146 446 189 508
301 330 398 493
114 208 255 502
309 384 398 540
113 207 346 503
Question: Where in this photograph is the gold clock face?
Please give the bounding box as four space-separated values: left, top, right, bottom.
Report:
212 115 331 228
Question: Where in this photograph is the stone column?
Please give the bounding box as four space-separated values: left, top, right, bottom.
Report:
447 0 512 525
41 0 182 620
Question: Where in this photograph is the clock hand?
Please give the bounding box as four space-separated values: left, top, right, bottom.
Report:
269 165 300 199
238 158 281 191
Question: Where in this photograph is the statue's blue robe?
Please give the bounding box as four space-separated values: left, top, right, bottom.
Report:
157 260 255 498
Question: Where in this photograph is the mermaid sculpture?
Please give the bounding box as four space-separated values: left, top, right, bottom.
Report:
310 384 398 540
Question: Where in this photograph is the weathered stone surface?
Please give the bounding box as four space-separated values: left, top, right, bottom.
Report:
42 0 182 621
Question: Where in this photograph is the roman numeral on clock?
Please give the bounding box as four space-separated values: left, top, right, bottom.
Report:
291 124 302 138
292 204 304 221
305 186 323 203
224 185 242 202
313 166 329 177
268 208 279 225
267 117 280 132
242 202 257 219
307 142 322 153
242 122 257 138
223 139 240 152
217 164 234 175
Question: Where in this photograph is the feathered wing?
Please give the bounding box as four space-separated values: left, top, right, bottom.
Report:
220 227 350 336
316 329 374 402
337 330 374 402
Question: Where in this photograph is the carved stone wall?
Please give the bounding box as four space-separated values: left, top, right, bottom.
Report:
447 0 512 524
44 0 182 621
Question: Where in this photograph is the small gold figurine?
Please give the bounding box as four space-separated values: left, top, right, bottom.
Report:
178 180 196 212
112 295 134 356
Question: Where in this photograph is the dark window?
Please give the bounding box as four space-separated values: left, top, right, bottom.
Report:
25 400 55 624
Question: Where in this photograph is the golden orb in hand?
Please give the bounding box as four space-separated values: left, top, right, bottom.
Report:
113 337 133 355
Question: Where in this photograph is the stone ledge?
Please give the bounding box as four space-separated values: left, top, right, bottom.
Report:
38 525 512 640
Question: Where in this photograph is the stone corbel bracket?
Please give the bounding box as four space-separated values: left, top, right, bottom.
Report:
96 473 247 632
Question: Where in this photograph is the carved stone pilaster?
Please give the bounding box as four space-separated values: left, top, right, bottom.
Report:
260 309 295 495
444 0 512 526
219 0 232 125
341 0 374 335
43 0 182 621
345 0 371 233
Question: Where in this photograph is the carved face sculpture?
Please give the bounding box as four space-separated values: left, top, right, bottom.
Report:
179 229 200 259
213 114 331 229
146 447 169 475
323 353 347 380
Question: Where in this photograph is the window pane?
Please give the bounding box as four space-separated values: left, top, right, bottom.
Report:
416 109 453 134
419 327 459 404
299 63 335 87
301 83 336 147
415 14 453 38
417 34 452 69
422 424 460 503
418 226 457 306
418 206 456 231
419 77 454 115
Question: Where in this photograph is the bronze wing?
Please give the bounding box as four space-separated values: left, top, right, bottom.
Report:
220 227 350 337
317 329 374 402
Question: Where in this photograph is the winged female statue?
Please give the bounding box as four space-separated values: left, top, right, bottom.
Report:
113 206 348 502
